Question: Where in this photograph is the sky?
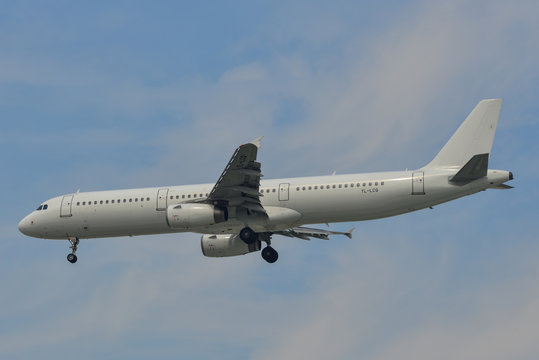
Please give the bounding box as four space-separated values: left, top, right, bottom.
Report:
1 0 538 359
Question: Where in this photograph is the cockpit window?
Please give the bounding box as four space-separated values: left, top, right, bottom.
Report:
36 205 43 211
43 204 48 210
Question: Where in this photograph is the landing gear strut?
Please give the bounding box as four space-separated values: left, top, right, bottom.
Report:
67 237 79 264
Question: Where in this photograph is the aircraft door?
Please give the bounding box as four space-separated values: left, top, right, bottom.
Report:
412 172 425 195
156 188 169 210
278 183 290 201
60 195 74 217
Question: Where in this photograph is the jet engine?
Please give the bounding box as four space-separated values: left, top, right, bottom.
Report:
201 234 261 257
167 204 228 229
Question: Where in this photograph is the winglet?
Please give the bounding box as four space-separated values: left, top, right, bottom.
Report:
345 228 355 239
250 136 263 148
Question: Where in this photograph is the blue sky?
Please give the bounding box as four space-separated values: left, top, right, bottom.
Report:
1 1 539 359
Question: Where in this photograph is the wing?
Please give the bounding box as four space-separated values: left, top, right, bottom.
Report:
274 226 354 240
207 137 266 215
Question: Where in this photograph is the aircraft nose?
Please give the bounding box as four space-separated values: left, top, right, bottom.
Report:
18 216 33 236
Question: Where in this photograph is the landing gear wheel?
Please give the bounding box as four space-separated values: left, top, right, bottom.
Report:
239 227 257 244
67 253 78 263
261 246 279 263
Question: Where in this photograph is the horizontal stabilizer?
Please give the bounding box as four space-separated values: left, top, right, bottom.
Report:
450 153 489 182
491 184 514 190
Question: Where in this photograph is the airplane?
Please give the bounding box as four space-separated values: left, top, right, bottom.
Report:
18 99 513 264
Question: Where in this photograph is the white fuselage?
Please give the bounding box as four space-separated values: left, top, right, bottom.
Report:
18 168 511 240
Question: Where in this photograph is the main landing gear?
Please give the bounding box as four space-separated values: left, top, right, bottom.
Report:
67 237 79 264
261 244 278 263
239 227 279 264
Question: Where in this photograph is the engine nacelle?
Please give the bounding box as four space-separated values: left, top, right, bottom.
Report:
167 204 228 229
201 234 261 257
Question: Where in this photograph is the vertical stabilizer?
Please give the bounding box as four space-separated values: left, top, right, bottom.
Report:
425 99 502 169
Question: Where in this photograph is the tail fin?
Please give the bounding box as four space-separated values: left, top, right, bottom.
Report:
425 99 502 169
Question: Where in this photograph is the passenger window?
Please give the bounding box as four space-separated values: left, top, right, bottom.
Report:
357 183 360 187
272 189 276 193
106 200 109 204
375 182 378 186
135 198 138 202
350 183 354 187
338 184 342 188
182 195 185 199
111 200 115 204
332 185 336 189
123 199 126 203
147 197 150 201
363 183 366 187
100 200 103 204
344 184 348 188
129 199 132 202
381 181 385 185
308 186 312 190
82 202 86 205
369 182 372 186
314 186 318 190
77 202 80 206
326 185 330 189
188 195 191 198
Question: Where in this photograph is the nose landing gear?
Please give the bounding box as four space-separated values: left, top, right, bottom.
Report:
67 237 79 263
